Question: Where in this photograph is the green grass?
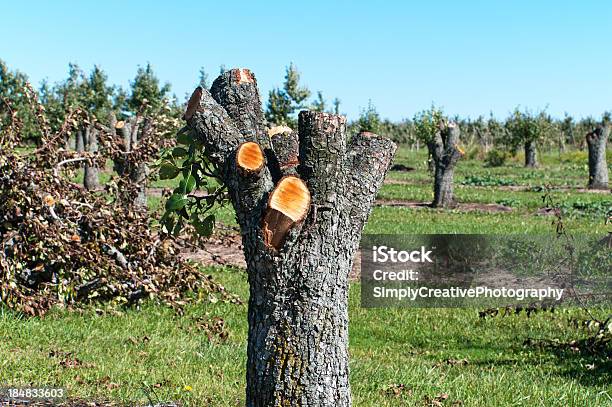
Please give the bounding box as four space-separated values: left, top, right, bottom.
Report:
3 146 610 405
390 147 612 188
1 267 610 406
365 206 609 234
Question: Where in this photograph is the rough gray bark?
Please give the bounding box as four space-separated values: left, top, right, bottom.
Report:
524 140 537 168
430 122 463 208
269 126 299 179
113 115 149 207
83 126 100 190
586 124 609 190
184 68 396 407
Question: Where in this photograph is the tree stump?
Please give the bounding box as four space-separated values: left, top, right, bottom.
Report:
586 124 609 190
430 122 463 208
524 140 538 168
184 68 396 407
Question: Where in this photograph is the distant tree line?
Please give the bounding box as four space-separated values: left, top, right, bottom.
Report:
1 59 609 189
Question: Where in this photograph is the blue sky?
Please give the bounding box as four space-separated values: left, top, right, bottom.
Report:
1 1 611 121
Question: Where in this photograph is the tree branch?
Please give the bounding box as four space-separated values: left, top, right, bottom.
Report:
298 111 347 206
184 86 245 171
210 68 270 150
346 131 396 237
269 125 299 179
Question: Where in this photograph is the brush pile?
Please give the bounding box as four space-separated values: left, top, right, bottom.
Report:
0 87 237 316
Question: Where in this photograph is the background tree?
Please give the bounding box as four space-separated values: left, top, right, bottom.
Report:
413 107 463 207
114 63 175 207
265 63 311 128
333 97 341 115
504 107 551 167
430 121 464 207
126 63 171 115
357 100 382 133
559 113 575 153
81 65 115 189
413 105 445 172
198 67 210 89
39 64 116 190
0 59 40 144
312 91 326 112
585 118 609 190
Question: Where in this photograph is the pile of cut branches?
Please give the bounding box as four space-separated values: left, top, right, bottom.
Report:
0 87 237 316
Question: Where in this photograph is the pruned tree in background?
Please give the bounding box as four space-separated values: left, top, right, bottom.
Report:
105 63 177 205
413 106 445 173
82 66 115 190
165 68 395 406
430 121 464 208
504 107 552 168
357 100 382 134
585 123 609 190
412 108 464 207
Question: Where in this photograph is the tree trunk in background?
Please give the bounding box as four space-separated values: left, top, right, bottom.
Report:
129 162 148 207
425 143 435 173
586 124 609 190
186 69 396 407
114 116 149 208
430 123 463 208
75 129 84 153
524 140 537 167
83 126 100 190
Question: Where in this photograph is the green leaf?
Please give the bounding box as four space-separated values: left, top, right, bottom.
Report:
159 161 180 180
161 212 175 234
172 147 188 158
177 132 192 145
185 175 196 193
165 194 187 211
193 214 215 237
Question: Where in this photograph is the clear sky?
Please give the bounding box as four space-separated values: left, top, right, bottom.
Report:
1 1 611 121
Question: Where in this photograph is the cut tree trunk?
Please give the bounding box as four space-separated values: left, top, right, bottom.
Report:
430 122 463 208
83 126 100 190
586 125 609 190
524 140 537 168
185 68 396 407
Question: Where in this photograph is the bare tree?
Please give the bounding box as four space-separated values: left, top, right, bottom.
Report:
183 68 395 406
430 122 463 207
586 124 609 190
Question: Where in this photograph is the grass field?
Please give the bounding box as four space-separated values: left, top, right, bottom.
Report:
1 148 610 406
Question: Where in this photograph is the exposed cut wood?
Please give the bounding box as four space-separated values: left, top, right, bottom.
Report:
236 141 265 173
268 125 293 137
262 176 310 250
268 176 310 221
115 120 125 129
183 86 203 120
235 68 254 84
210 69 269 149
